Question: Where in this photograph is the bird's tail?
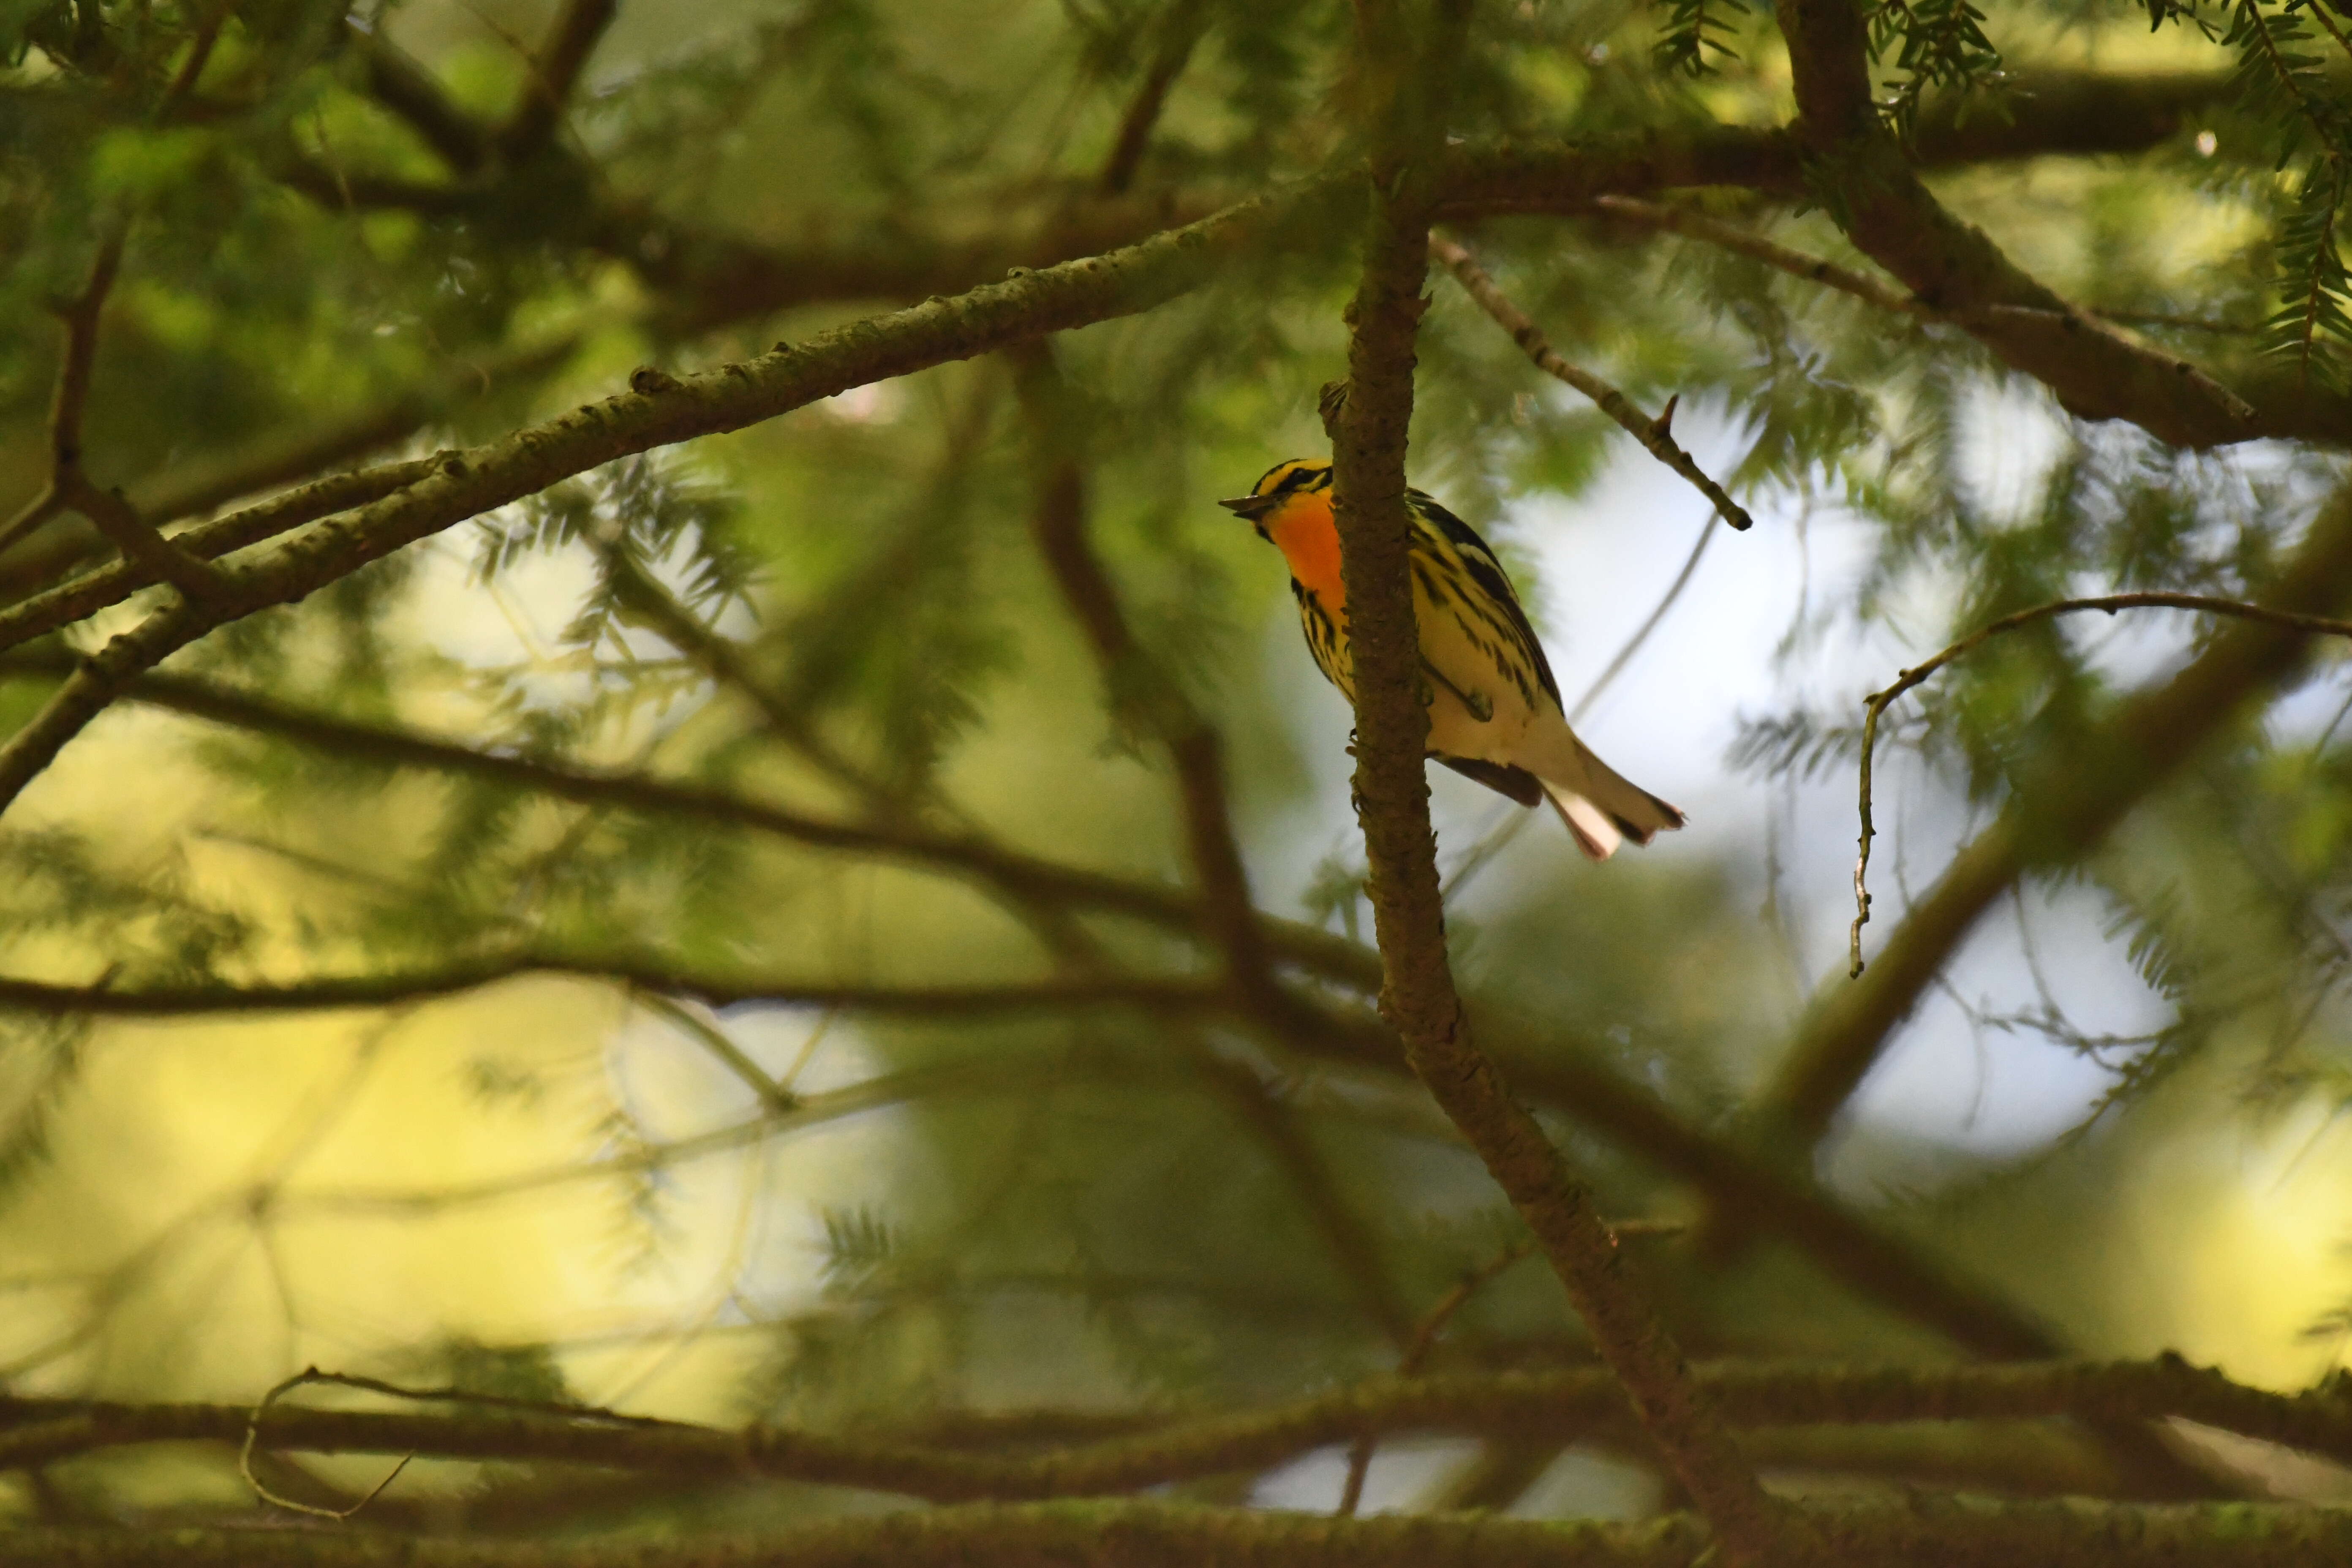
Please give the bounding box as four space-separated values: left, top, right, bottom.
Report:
1536 733 1686 863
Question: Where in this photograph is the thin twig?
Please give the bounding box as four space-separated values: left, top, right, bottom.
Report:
594 541 882 804
0 483 64 557
1338 1239 1533 1515
0 942 1232 1024
0 225 126 554
1592 195 1930 319
0 460 436 656
57 474 232 603
629 990 799 1113
240 1364 689 1517
241 1370 415 1521
1595 196 2264 422
45 229 122 480
1570 512 1721 725
1965 305 2257 423
1849 593 2352 977
1337 1220 1685 1515
2097 310 2259 336
1431 234 1752 532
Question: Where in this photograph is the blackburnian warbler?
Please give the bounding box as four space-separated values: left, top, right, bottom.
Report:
1221 459 1684 860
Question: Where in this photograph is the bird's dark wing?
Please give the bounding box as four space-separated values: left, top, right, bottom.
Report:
1408 490 1563 706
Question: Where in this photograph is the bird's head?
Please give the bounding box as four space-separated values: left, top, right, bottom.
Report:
1218 459 1331 542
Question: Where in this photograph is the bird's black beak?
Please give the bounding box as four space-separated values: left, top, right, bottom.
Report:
1218 494 1277 519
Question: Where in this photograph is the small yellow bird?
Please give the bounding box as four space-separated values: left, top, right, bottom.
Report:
1221 458 1683 860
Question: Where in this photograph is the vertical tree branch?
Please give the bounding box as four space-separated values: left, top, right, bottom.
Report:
1326 2 1787 1560
0 228 122 552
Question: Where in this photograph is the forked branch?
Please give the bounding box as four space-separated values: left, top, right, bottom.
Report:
0 227 230 601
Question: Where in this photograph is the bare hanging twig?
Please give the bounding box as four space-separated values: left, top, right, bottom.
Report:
1848 592 2352 977
241 1370 416 1521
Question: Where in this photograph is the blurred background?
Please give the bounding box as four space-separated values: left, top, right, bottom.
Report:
4 0 2351 1531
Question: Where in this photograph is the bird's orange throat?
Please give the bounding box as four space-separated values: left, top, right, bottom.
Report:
1266 493 1346 612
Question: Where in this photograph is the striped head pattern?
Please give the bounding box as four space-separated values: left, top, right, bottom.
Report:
1218 459 1343 609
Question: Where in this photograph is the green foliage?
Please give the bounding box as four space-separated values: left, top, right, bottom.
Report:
0 1013 90 1204
1862 0 2006 142
2267 155 2352 387
2144 0 2352 381
1652 0 1750 76
425 1336 576 1403
818 1204 899 1290
11 0 2352 1546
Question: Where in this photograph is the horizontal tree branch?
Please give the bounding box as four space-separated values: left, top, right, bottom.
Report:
0 323 569 622
3 1357 2342 1503
0 109 2325 673
0 175 1355 816
1590 195 1934 319
285 1047 1197 1215
0 953 1228 1020
1593 198 2250 342
0 656 1236 939
0 460 438 656
3 1492 2352 1566
1906 68 2232 166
